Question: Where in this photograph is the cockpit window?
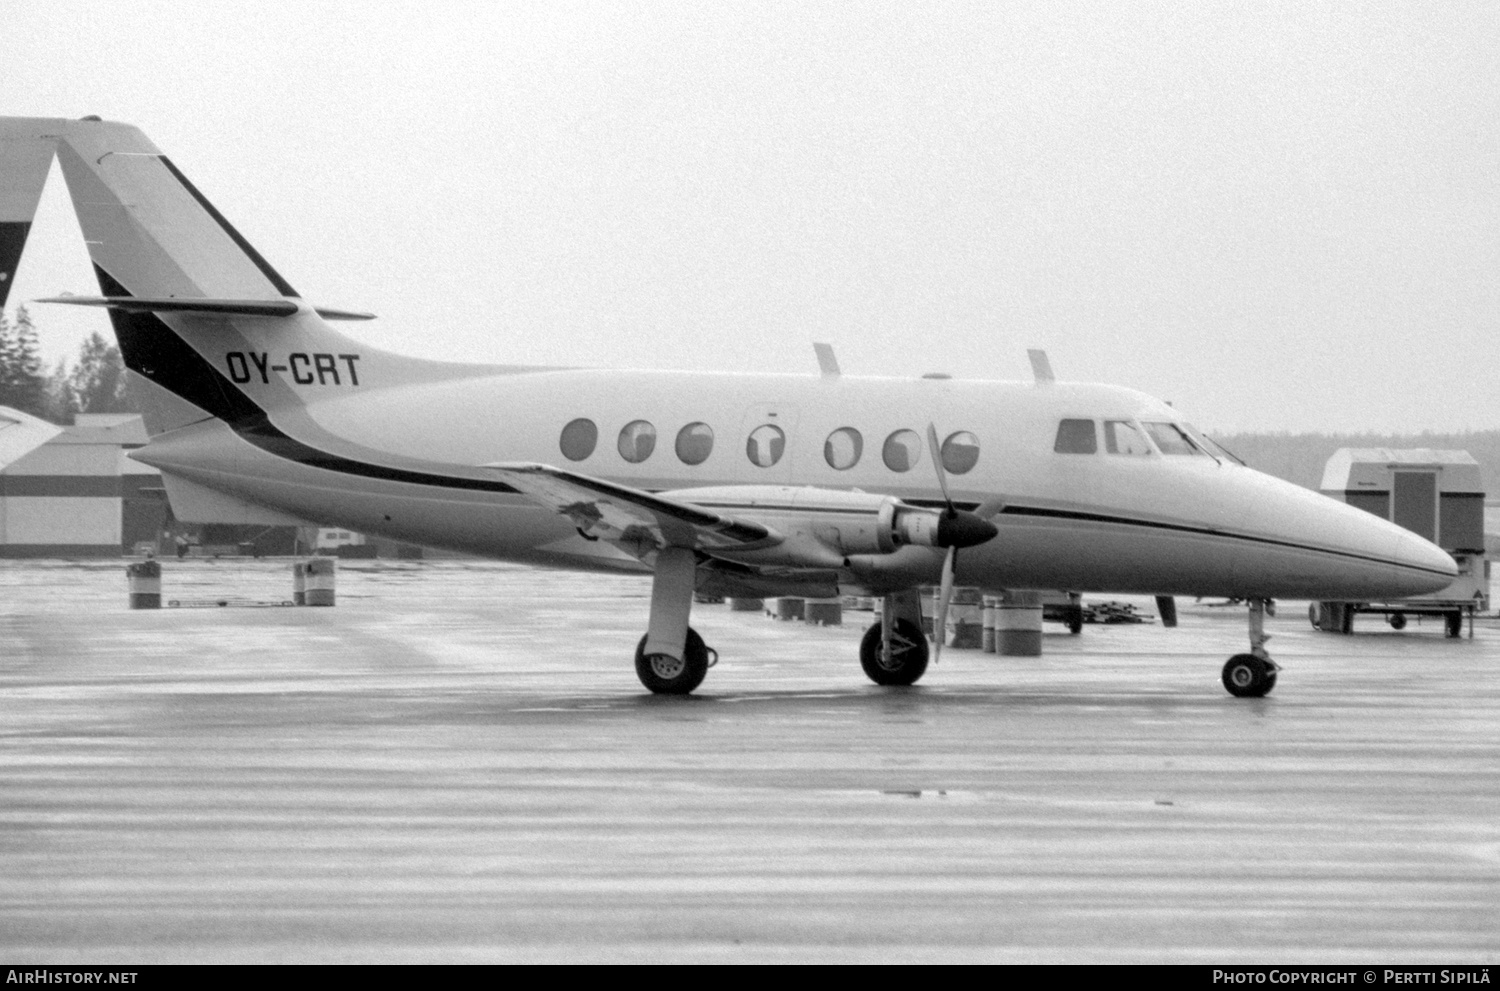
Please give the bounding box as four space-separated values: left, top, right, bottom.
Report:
1054 419 1097 454
1103 420 1152 456
1184 424 1246 465
1143 422 1207 456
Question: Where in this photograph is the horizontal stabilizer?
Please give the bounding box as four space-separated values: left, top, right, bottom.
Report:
34 295 375 321
0 406 63 471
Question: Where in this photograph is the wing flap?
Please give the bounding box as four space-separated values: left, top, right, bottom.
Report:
483 462 777 561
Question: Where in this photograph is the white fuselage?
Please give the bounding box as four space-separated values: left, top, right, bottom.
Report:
132 361 1457 602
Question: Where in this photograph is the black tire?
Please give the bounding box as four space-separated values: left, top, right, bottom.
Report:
1308 602 1323 630
1066 606 1084 635
635 627 710 695
859 618 930 686
1388 612 1407 631
1445 610 1464 639
1221 653 1276 698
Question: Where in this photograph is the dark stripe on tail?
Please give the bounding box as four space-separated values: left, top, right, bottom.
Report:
94 264 516 495
0 221 32 309
157 156 299 298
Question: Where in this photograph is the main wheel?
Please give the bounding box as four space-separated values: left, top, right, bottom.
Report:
635 627 711 695
1221 653 1276 698
1388 612 1407 630
859 618 930 686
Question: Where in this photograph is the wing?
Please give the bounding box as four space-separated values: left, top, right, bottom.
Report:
483 462 779 562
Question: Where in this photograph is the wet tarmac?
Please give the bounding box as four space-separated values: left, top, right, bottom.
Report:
1 559 1497 963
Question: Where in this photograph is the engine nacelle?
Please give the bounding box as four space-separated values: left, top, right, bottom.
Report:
660 484 996 570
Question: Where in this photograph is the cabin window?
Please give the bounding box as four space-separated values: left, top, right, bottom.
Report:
675 422 714 465
746 424 785 467
1054 419 1097 454
1104 420 1152 456
617 420 657 463
940 431 980 474
824 427 863 470
1143 422 1207 456
559 418 598 461
883 429 922 473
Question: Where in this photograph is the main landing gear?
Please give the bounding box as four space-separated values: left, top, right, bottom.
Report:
1222 598 1279 698
635 546 718 696
636 628 716 695
859 589 930 687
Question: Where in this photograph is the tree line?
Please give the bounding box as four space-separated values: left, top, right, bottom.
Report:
0 306 131 423
1210 429 1500 493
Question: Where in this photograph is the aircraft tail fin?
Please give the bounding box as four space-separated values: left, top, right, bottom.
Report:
0 123 55 310
0 117 509 442
0 116 300 303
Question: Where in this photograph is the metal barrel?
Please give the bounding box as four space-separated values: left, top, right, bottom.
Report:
803 597 842 626
304 557 336 606
996 590 1044 656
774 597 804 621
947 588 984 649
126 560 161 609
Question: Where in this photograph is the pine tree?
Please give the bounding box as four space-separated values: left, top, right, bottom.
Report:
0 307 49 419
42 357 80 424
69 330 132 414
9 306 46 416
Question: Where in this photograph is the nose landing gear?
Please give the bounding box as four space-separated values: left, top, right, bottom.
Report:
1222 598 1279 698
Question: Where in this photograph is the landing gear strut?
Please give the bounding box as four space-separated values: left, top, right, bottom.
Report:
1222 598 1279 698
634 545 717 695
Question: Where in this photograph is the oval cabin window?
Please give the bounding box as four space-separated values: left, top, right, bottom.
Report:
940 431 980 474
675 422 714 465
824 427 863 470
882 429 922 473
746 424 785 468
559 418 598 461
617 420 657 463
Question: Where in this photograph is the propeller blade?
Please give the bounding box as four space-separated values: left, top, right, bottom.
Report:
934 546 956 664
926 422 954 515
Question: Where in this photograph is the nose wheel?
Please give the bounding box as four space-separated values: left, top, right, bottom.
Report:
1223 598 1279 697
1222 653 1277 697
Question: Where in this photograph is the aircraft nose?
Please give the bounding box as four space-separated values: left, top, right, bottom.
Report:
1393 528 1459 583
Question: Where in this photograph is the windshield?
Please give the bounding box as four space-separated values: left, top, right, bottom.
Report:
1103 420 1152 455
1143 422 1208 456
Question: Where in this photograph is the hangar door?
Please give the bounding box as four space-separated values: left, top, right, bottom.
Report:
1392 471 1437 543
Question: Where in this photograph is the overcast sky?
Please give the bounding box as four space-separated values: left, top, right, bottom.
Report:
5 1 1498 433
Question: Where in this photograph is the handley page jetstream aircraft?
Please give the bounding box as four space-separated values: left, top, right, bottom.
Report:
0 116 1458 697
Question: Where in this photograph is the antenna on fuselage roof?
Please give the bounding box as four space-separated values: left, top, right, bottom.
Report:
813 342 840 380
1027 349 1055 385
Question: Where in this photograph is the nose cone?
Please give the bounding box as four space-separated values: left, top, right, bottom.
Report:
936 510 999 549
1319 498 1459 600
1390 526 1460 589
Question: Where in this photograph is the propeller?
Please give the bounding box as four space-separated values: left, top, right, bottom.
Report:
927 424 959 664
